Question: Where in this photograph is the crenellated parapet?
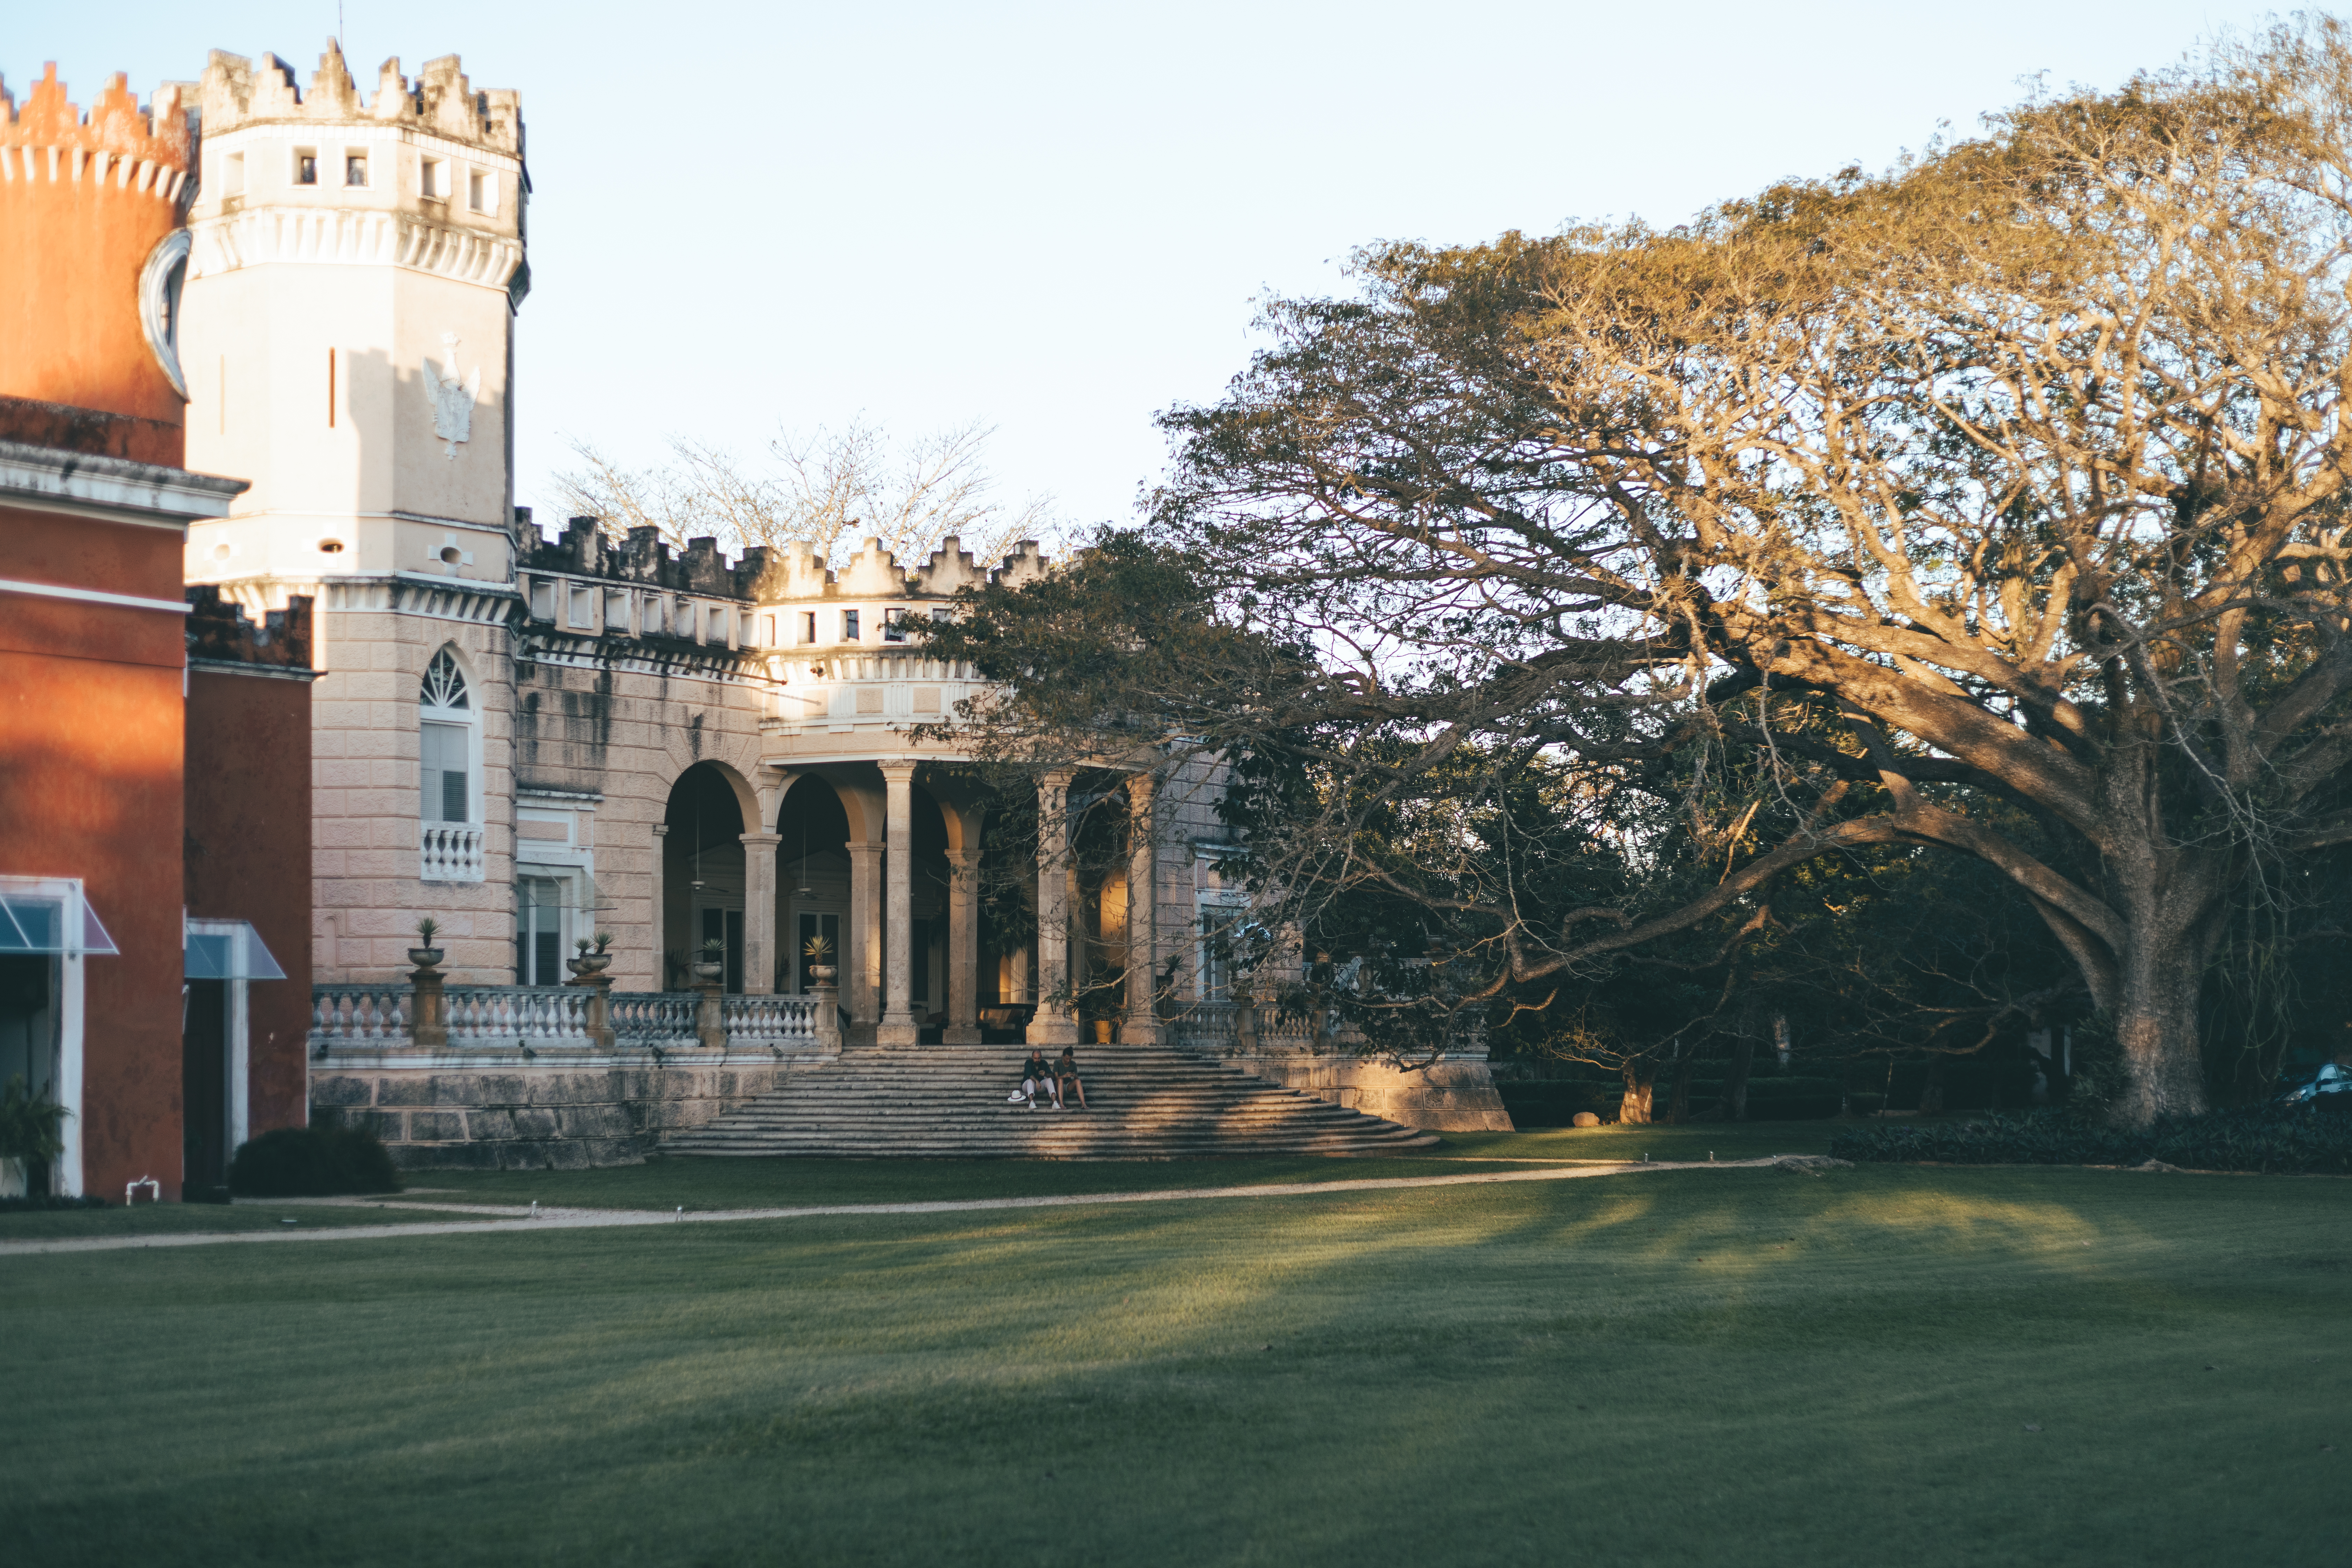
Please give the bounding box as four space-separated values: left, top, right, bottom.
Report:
0 64 192 203
187 42 524 299
198 44 520 156
186 586 314 671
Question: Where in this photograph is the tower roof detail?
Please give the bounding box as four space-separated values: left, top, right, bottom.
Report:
198 42 521 157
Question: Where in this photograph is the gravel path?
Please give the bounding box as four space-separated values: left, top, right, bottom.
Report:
0 1156 1813 1258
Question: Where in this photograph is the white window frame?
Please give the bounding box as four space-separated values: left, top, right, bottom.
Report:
183 918 255 1156
419 650 485 881
0 875 89 1197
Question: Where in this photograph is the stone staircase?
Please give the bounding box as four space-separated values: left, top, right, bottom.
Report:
662 1045 1442 1159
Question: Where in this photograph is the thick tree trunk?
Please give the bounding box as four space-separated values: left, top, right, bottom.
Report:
2108 923 2213 1128
1917 1057 1947 1116
1618 1056 1658 1125
1719 1036 1755 1121
1665 1043 1696 1124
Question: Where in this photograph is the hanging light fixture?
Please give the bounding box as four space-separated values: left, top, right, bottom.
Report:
794 816 813 898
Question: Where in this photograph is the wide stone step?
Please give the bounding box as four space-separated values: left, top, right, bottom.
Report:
661 1044 1431 1160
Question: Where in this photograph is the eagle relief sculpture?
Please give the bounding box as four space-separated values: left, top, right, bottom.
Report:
420 332 481 459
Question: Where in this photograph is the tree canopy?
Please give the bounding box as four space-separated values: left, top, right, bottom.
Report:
927 19 2352 1126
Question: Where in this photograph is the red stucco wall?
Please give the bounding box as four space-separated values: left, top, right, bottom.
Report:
0 505 188 1199
186 665 314 1136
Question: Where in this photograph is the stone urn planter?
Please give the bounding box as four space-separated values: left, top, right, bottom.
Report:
691 960 725 984
407 946 444 970
806 964 838 984
566 953 612 978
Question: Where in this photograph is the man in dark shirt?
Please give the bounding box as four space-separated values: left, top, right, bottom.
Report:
1016 1049 1060 1110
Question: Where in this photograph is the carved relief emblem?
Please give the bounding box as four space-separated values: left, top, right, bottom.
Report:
420 332 481 458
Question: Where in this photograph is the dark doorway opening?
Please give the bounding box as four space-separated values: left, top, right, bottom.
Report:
183 979 230 1201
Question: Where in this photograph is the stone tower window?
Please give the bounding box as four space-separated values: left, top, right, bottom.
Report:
344 153 368 188
420 651 474 824
294 148 318 186
420 157 443 200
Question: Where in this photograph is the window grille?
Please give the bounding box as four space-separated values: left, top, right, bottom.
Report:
421 650 470 710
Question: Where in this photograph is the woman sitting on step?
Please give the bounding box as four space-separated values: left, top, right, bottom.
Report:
1057 1047 1088 1112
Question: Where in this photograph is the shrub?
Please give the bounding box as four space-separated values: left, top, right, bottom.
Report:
228 1126 402 1197
1830 1107 2352 1175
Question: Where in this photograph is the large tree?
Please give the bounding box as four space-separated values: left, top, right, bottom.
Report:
937 21 2352 1127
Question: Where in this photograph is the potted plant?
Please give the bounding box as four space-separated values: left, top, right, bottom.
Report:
567 932 614 978
692 937 727 984
803 932 836 984
407 916 444 970
0 1074 69 1199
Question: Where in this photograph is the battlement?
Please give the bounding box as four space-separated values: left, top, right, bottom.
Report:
198 42 521 156
0 64 191 197
186 587 314 671
520 518 1055 604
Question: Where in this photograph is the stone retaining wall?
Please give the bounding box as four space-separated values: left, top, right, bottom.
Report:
1202 1048 1515 1132
310 1057 793 1169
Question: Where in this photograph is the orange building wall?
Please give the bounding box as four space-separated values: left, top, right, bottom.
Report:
186 666 315 1137
0 65 190 464
0 504 190 1199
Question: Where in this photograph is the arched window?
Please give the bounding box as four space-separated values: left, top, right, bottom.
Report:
418 649 485 881
420 651 472 825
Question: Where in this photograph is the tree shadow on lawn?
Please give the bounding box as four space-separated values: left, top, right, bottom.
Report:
4 1166 2345 1567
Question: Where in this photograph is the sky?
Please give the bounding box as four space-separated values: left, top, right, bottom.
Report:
14 1 2281 550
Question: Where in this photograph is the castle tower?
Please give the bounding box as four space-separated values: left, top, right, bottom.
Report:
179 43 529 983
0 64 194 462
181 42 525 578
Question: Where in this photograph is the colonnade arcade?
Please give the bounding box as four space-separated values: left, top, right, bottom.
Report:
653 760 1161 1048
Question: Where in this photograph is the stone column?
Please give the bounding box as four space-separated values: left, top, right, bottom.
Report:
1027 769 1080 1045
650 823 668 991
738 832 782 994
946 845 982 1044
1122 771 1160 1045
847 841 882 1034
877 760 920 1046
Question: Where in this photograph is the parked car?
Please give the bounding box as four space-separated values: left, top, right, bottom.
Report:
2274 1062 2352 1112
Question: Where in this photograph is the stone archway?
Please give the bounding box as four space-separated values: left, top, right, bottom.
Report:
660 762 751 991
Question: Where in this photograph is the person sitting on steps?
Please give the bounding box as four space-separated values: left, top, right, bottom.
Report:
1007 1049 1060 1110
1057 1046 1088 1111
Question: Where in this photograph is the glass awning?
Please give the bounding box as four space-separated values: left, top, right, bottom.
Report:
0 883 120 957
185 922 288 981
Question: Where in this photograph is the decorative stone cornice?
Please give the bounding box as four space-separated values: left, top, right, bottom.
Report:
189 206 523 289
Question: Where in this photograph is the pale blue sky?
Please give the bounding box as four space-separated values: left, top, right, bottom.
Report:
16 1 2269 541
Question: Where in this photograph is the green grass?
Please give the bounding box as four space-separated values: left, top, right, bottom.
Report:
384 1121 1844 1213
0 1197 502 1241
6 1163 2345 1566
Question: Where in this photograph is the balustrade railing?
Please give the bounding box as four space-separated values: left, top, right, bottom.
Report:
310 983 822 1052
612 991 701 1046
444 985 590 1044
313 983 412 1046
722 993 818 1044
418 821 486 882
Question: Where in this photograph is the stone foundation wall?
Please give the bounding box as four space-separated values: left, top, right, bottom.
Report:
1206 1048 1515 1132
310 1055 795 1169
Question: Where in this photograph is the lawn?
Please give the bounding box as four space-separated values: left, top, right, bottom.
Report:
5 1160 2344 1567
380 1120 1844 1212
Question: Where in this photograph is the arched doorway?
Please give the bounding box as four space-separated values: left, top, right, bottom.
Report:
776 777 850 996
662 763 746 991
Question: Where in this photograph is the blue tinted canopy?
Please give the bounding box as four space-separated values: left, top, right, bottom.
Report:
0 885 119 957
185 922 288 981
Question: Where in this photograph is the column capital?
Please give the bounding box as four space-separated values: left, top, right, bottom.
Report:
1039 766 1076 789
737 832 784 848
878 758 919 784
652 823 670 838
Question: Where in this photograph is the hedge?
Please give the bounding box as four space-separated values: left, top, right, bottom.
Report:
1829 1106 2352 1175
227 1126 402 1196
